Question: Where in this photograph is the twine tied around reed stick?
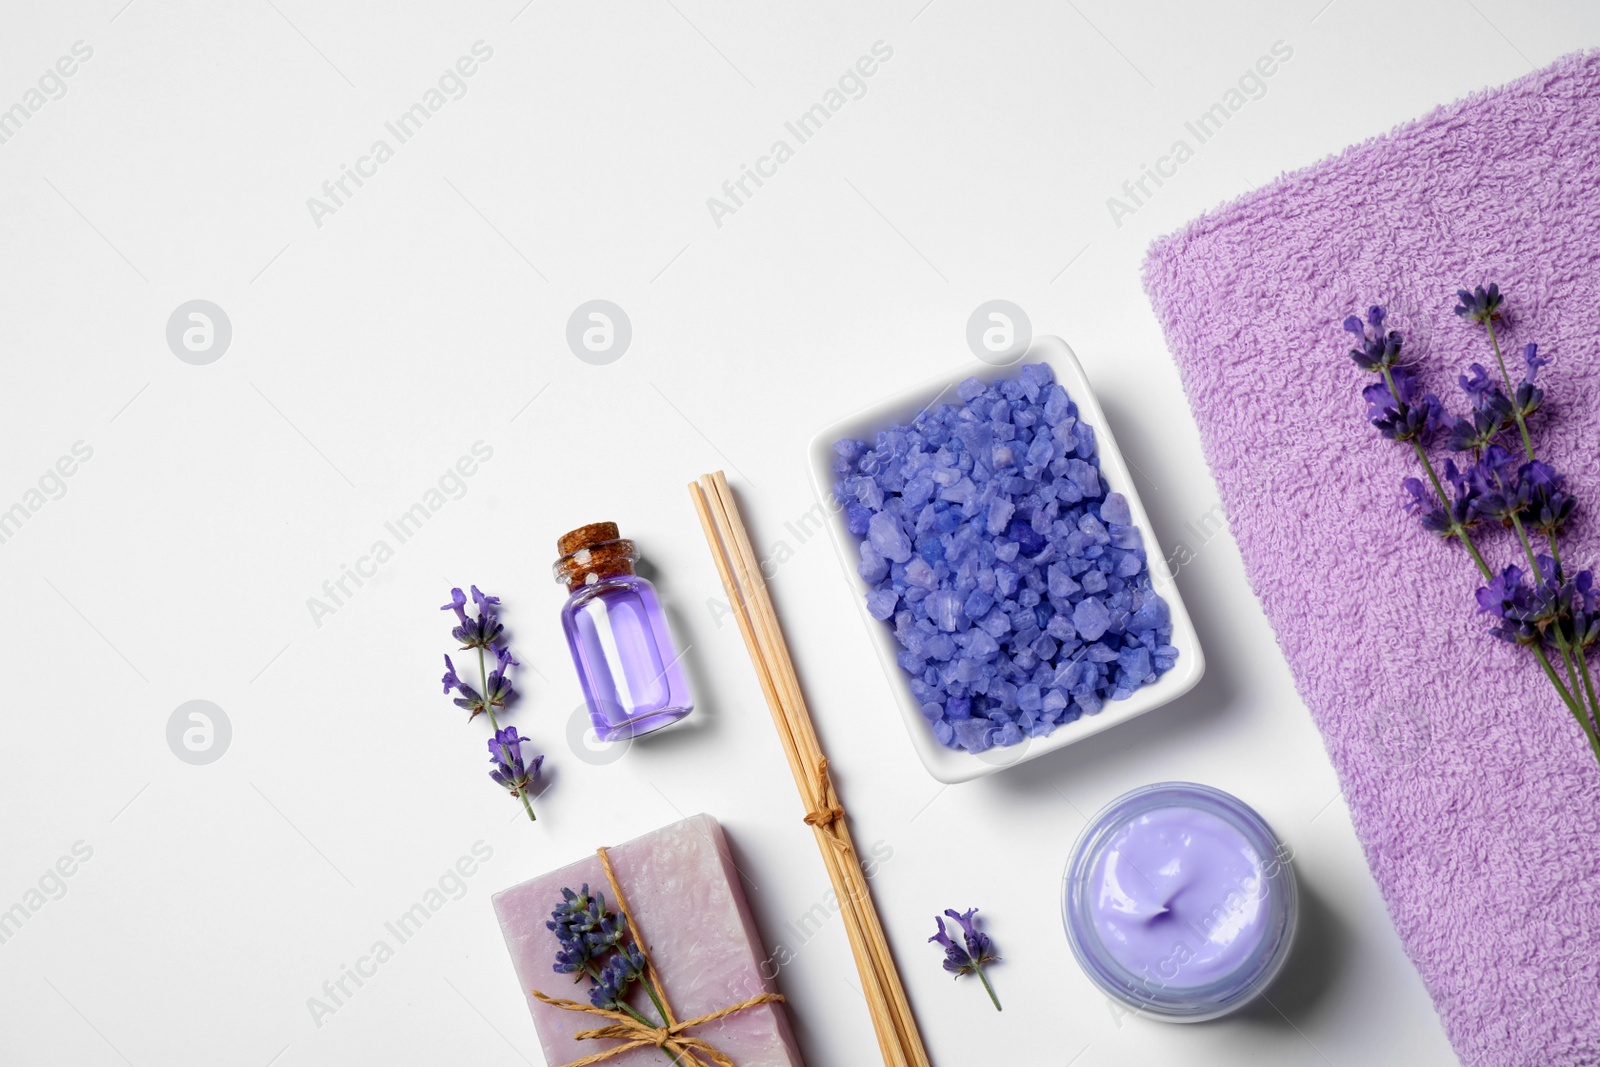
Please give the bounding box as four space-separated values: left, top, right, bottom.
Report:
531 846 784 1067
801 757 851 855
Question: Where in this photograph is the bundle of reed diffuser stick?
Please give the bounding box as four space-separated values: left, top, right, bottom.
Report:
689 471 931 1067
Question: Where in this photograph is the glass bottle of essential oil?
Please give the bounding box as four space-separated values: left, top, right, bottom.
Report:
554 523 694 742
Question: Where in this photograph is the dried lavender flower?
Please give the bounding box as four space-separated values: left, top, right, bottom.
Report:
548 885 627 977
1446 403 1509 453
1454 283 1503 323
488 727 543 803
1475 563 1546 646
929 907 1001 1010
1563 572 1600 652
483 645 517 715
589 944 649 1010
1344 287 1600 769
440 586 541 822
547 886 680 1063
1345 307 1404 370
1523 342 1551 380
1465 445 1523 525
441 654 483 716
443 584 507 650
1521 461 1576 537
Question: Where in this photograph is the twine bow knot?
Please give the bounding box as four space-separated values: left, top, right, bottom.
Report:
802 758 852 855
530 989 784 1067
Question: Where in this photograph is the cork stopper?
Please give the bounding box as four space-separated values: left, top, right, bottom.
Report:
557 522 620 556
553 522 638 589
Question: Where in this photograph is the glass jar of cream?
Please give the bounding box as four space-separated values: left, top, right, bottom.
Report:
1062 782 1297 1022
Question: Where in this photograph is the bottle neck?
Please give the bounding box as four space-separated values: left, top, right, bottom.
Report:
564 565 636 594
553 537 638 592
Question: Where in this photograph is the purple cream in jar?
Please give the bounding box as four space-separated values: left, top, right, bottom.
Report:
1063 782 1297 1021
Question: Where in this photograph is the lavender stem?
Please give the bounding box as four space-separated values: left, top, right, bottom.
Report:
1378 365 1493 580
1405 434 1491 579
639 980 686 1067
1534 643 1581 712
1578 652 1600 741
582 962 683 1067
1507 511 1600 729
975 965 1002 1012
480 645 536 822
1535 645 1600 761
1483 318 1536 461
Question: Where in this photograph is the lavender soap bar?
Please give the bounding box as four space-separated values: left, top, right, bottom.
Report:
492 814 802 1066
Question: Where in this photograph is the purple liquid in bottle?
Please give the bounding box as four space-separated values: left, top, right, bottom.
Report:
555 523 693 742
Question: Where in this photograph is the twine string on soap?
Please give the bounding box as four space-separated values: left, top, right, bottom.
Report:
596 846 677 1028
530 845 784 1067
528 991 782 1067
689 472 930 1067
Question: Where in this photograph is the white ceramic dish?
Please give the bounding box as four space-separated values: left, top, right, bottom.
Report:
806 336 1205 784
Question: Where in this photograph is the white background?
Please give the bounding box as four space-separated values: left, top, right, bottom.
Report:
1 2 1594 1065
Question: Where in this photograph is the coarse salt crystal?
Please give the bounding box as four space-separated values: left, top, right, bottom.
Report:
833 364 1176 754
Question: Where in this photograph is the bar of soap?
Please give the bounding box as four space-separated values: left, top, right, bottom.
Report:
492 814 803 1067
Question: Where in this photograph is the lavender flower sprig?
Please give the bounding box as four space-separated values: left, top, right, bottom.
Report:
488 727 542 809
929 907 1002 1011
547 885 682 1066
441 586 543 821
1346 291 1600 766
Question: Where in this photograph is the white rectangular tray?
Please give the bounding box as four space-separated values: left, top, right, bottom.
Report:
805 335 1205 783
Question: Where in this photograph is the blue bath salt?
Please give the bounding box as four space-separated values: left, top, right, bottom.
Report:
832 363 1176 754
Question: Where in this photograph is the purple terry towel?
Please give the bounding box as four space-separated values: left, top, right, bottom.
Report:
1143 52 1600 1066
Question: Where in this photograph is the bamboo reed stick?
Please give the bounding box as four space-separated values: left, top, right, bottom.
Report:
692 475 913 1067
690 472 931 1067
